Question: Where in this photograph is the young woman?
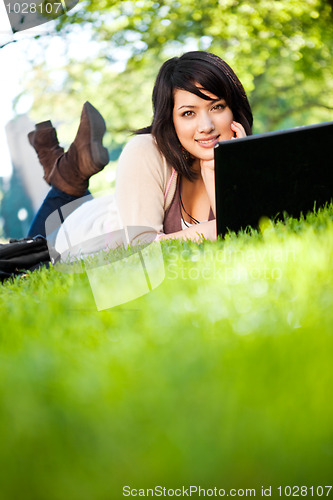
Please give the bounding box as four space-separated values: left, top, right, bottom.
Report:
27 51 253 250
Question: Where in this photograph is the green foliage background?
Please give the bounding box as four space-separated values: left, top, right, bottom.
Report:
16 0 333 154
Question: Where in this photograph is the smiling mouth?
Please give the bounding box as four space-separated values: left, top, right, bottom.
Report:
196 135 220 145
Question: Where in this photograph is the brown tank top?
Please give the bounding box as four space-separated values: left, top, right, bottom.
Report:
163 176 214 234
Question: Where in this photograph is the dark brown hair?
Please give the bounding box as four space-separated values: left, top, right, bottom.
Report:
137 51 253 181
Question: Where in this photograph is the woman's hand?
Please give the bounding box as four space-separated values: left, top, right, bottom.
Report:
230 120 246 139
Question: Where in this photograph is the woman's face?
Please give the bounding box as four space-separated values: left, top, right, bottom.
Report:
173 87 234 162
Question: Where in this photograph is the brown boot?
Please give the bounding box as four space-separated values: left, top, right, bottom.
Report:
28 120 64 184
47 102 109 197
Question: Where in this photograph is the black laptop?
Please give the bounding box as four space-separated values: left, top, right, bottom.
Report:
214 121 333 235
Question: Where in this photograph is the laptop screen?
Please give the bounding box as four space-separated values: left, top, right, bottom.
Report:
214 121 333 236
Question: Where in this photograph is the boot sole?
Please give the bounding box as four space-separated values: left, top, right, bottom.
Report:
84 101 109 168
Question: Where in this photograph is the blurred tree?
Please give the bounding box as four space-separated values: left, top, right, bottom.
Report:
15 0 333 148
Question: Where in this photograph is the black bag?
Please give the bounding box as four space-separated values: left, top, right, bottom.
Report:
0 236 52 282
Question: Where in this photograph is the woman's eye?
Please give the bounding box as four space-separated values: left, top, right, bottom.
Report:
212 103 225 111
182 111 194 117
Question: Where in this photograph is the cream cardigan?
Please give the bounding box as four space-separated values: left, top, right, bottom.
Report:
54 134 178 255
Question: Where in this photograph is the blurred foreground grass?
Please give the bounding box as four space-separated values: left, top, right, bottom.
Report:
0 207 332 499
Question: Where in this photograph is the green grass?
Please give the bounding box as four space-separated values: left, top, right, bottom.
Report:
0 207 333 499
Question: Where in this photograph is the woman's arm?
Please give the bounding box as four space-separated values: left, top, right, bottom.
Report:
116 136 217 244
115 135 168 244
200 163 216 217
158 219 217 242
